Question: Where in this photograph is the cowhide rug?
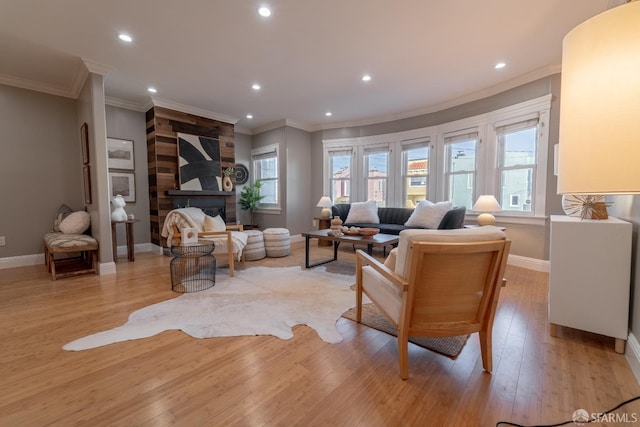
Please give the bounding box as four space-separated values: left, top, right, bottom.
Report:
64 266 359 351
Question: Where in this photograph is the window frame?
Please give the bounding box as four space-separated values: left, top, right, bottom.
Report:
322 94 551 225
251 143 281 212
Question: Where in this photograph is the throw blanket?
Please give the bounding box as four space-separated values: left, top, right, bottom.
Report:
161 208 247 261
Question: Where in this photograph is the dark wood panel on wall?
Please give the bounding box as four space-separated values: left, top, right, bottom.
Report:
146 106 235 246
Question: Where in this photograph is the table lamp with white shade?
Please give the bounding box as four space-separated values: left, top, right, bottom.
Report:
316 196 333 218
472 195 501 226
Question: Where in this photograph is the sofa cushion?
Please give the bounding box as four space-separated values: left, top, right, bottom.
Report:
438 206 466 229
394 227 507 278
377 207 414 225
405 200 452 229
345 201 380 224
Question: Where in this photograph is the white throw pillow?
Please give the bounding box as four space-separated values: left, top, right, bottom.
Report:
59 211 91 234
204 214 226 231
345 201 380 224
404 200 452 229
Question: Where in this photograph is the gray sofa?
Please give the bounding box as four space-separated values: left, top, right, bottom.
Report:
330 204 466 235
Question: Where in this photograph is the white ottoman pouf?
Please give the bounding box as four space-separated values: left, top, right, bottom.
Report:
263 228 291 257
243 230 266 261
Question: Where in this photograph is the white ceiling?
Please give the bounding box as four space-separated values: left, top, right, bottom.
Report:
0 0 620 133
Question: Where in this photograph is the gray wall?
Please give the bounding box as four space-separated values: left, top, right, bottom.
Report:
105 105 151 247
234 131 252 225
0 84 81 257
284 126 312 234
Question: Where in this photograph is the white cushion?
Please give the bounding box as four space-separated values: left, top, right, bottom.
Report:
203 215 226 231
345 201 380 224
59 211 91 235
394 227 507 278
404 200 452 229
362 265 403 324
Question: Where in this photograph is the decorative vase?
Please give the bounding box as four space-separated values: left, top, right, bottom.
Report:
330 216 343 229
222 175 233 192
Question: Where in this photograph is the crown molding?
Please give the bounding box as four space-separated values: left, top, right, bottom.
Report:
81 58 113 76
105 96 149 112
150 97 238 124
315 64 562 132
70 61 89 98
0 73 75 98
249 118 314 135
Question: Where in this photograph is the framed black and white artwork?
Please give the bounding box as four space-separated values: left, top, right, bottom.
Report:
177 133 221 191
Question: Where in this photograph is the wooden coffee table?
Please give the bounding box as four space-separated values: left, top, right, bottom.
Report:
301 229 399 268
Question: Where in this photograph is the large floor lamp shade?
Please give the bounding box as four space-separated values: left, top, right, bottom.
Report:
557 1 640 195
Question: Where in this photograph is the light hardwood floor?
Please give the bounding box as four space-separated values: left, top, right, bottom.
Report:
1 242 639 426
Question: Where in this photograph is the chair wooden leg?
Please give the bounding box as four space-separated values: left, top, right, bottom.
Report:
479 330 493 373
229 252 235 277
356 255 363 322
398 327 409 380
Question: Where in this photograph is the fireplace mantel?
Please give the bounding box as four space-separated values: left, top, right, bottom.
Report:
166 190 235 197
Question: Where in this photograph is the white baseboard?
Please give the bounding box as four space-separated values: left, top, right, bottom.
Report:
100 261 117 275
0 244 155 270
0 253 44 269
626 332 640 384
116 243 154 256
508 254 549 272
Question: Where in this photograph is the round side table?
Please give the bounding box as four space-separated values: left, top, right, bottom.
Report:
170 241 216 292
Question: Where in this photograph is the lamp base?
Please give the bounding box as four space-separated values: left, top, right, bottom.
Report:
320 208 331 218
477 213 496 226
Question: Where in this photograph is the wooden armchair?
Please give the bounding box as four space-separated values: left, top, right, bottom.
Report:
171 224 244 277
355 227 510 379
161 208 248 277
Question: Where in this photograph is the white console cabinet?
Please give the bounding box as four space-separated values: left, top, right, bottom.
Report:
549 215 632 353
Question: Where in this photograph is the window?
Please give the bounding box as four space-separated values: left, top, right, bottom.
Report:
322 95 551 224
496 119 538 213
328 150 352 204
444 131 478 209
402 142 429 208
251 144 279 208
364 147 389 206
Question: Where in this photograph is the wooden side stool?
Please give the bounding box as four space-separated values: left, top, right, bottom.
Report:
44 232 99 280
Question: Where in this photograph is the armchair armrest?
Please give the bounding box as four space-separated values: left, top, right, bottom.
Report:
356 249 408 292
225 224 244 231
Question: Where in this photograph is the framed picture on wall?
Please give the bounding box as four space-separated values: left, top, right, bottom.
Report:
109 171 136 202
83 165 92 204
81 122 89 165
107 137 135 170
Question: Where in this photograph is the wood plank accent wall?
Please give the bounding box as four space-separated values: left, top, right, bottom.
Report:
146 107 236 246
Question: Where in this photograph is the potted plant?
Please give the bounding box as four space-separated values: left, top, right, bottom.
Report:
239 179 265 227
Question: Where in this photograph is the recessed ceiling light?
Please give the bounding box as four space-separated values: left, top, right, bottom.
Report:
325 112 332 117
118 33 133 43
258 7 271 17
246 114 253 119
494 62 506 69
362 74 372 82
147 87 157 93
252 83 261 90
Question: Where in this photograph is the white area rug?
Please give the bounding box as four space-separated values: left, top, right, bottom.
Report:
64 266 358 351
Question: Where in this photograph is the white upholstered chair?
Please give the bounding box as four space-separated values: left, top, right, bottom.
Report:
355 227 510 379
